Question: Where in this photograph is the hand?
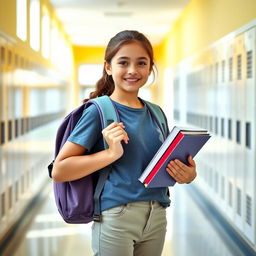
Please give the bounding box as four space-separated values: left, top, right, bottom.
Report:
102 122 129 159
166 156 197 184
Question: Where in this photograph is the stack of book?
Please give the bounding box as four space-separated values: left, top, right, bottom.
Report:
139 126 211 188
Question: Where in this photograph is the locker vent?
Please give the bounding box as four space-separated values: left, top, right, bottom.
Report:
209 168 213 188
215 172 219 193
0 46 5 62
215 117 218 135
15 54 19 66
15 119 19 138
228 119 232 140
1 121 5 144
215 62 218 83
246 195 252 226
221 176 225 199
236 120 241 144
246 50 253 78
228 182 232 207
236 188 242 216
229 57 233 81
222 60 225 82
8 50 12 65
8 186 12 210
245 122 251 149
8 120 12 141
21 174 25 194
221 118 225 137
1 192 5 218
209 116 213 132
237 55 242 80
15 181 19 202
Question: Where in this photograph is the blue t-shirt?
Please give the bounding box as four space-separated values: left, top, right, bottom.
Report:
68 100 170 211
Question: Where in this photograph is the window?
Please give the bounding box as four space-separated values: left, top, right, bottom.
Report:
42 7 50 58
78 64 103 101
16 0 27 41
30 0 40 51
78 64 103 86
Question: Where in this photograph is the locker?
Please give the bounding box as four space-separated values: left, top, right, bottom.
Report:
172 21 256 249
243 27 256 243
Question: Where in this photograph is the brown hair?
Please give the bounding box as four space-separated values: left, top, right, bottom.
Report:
83 30 155 102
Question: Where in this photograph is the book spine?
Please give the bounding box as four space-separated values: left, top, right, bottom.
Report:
144 132 184 186
139 127 180 182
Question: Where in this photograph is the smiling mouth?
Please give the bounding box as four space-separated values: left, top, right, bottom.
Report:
124 78 140 82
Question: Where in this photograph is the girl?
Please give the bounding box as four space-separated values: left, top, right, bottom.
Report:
52 30 196 256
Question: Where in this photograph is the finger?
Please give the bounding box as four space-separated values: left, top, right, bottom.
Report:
166 163 184 179
104 128 129 144
168 160 187 176
166 166 185 183
103 122 120 132
106 126 125 134
188 155 196 167
103 125 126 137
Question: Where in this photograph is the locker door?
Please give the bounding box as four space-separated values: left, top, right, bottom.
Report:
233 33 246 232
226 40 236 223
243 27 256 244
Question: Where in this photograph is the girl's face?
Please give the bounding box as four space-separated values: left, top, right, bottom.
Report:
105 41 152 95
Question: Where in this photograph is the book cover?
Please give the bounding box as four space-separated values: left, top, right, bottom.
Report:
139 127 211 188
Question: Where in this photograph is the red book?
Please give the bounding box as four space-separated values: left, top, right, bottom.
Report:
139 126 211 188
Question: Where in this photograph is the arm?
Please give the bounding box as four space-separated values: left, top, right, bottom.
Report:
52 122 129 183
166 156 197 184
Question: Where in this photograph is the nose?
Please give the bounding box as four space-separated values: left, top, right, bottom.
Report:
127 64 138 75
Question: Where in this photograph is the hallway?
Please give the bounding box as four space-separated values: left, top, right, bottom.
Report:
2 183 247 256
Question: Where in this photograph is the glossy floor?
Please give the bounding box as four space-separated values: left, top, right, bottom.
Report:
2 184 247 256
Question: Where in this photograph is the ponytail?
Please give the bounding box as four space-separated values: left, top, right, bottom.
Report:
83 68 114 103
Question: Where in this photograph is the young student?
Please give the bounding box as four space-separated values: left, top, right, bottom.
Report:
52 30 196 256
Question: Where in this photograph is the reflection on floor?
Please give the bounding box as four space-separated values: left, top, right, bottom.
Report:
3 183 247 256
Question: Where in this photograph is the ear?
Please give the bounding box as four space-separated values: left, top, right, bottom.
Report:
104 61 112 75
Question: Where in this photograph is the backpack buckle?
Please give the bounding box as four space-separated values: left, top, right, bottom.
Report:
93 214 102 222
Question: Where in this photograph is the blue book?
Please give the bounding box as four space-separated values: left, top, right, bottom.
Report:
139 126 211 188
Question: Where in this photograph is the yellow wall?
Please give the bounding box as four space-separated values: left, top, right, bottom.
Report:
156 0 256 104
159 0 256 67
73 46 105 64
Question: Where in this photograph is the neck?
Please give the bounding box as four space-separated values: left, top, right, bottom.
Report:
110 91 143 108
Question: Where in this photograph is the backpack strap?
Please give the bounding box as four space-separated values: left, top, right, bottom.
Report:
141 98 169 139
89 96 120 149
88 96 120 222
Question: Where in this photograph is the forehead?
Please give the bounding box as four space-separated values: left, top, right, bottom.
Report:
113 42 150 60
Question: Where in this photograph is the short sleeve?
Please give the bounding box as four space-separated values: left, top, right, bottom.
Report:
67 104 102 151
159 106 170 137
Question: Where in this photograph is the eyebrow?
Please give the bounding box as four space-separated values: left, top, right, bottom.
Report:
117 56 149 61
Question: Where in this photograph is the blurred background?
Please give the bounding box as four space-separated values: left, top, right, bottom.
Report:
0 0 256 255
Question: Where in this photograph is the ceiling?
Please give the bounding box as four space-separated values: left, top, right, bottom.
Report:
49 0 190 46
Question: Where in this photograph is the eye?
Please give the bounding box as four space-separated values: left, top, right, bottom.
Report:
118 61 128 66
138 61 147 66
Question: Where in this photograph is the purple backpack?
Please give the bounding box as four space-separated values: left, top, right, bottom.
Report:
48 96 120 223
48 96 168 224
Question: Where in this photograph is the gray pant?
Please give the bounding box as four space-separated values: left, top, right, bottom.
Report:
91 201 167 256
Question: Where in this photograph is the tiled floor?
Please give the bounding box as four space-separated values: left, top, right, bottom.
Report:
2 183 247 256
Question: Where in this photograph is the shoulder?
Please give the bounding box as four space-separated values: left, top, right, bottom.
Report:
83 103 100 118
